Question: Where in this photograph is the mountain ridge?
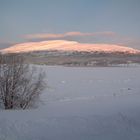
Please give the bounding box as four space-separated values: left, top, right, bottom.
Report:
1 40 140 54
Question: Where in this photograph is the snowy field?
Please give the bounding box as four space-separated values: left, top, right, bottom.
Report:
0 65 140 140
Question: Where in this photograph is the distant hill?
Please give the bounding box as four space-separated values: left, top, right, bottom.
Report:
1 40 140 54
1 40 140 66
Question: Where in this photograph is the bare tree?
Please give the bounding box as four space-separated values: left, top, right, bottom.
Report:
0 54 46 109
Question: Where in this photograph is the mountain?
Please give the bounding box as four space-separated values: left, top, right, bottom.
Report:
1 40 140 66
1 40 140 54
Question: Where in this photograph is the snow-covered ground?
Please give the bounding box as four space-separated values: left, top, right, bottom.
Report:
0 65 140 140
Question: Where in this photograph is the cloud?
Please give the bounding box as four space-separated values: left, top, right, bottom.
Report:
25 31 116 40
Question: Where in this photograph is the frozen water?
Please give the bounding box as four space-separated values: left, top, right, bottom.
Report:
0 65 140 140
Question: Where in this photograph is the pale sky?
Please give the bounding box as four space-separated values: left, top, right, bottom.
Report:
0 0 140 49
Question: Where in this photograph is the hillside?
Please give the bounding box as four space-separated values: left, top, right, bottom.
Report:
1 40 140 66
1 40 140 54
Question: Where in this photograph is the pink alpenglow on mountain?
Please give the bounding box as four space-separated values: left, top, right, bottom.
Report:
1 40 140 54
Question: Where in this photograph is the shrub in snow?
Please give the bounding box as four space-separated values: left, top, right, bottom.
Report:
0 54 46 109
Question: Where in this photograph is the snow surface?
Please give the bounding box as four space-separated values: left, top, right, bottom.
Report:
0 65 140 140
1 40 140 54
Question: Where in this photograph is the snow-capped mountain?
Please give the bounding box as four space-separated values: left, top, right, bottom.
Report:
1 40 140 54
